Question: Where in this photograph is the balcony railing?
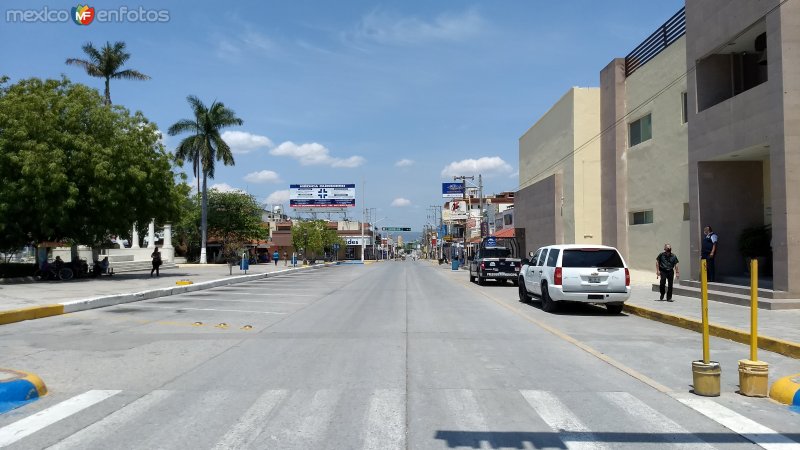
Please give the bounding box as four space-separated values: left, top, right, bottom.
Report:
625 7 686 77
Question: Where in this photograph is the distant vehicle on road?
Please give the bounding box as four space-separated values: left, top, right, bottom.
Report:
468 236 522 285
518 244 630 314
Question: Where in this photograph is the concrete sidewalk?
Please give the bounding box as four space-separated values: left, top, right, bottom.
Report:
0 262 320 325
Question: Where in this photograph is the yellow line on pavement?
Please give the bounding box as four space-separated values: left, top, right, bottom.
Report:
623 304 800 359
0 305 64 326
455 276 673 394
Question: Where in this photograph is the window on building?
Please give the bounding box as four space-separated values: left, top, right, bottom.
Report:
630 210 654 225
504 215 513 226
681 92 688 124
629 114 652 147
683 203 690 221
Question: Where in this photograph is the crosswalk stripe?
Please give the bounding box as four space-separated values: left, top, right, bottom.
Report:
45 390 174 450
520 390 610 450
361 389 405 450
212 390 287 450
443 389 491 450
0 390 120 448
601 392 715 449
673 394 800 450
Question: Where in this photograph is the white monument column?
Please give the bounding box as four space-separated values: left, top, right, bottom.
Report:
147 219 156 248
131 223 140 248
163 223 173 249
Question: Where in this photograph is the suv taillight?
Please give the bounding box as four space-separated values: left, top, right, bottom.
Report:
554 267 562 285
625 268 630 287
480 262 485 270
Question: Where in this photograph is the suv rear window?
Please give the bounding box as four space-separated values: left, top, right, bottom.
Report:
482 247 511 258
562 249 624 268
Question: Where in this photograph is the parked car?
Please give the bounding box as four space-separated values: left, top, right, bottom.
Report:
469 241 522 285
518 244 630 314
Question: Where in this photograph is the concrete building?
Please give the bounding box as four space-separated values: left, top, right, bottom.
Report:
517 87 603 255
600 9 690 272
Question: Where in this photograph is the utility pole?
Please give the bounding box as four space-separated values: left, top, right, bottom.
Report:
478 174 484 238
453 175 474 250
361 179 365 263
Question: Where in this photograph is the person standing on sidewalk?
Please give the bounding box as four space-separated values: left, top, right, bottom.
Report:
701 225 718 282
273 250 280 266
150 247 162 277
283 251 288 266
656 244 680 301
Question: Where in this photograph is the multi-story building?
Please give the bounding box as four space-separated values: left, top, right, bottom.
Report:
517 87 603 255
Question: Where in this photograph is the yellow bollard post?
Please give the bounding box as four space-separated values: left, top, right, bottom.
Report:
692 259 720 396
739 258 769 397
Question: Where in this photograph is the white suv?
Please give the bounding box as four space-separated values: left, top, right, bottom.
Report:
518 244 630 314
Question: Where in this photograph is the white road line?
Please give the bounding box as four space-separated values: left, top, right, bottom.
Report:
520 390 609 450
361 389 405 450
265 390 340 448
213 390 287 450
443 389 493 450
203 293 318 297
127 305 287 315
46 390 174 450
601 392 714 449
0 390 121 448
161 298 310 305
673 394 800 450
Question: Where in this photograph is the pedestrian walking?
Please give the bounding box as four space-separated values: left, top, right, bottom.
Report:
150 247 162 277
283 251 288 266
701 225 718 282
273 250 280 266
656 244 680 301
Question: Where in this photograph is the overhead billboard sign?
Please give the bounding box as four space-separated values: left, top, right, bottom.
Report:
289 184 356 208
382 227 412 231
442 182 465 198
442 199 467 221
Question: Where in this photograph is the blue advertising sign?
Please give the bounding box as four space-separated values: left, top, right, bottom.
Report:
439 225 447 237
484 236 497 247
289 184 356 208
442 182 465 198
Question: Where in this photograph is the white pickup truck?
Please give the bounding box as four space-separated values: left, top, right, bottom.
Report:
517 244 631 314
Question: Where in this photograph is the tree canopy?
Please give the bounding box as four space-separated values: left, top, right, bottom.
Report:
206 189 268 261
0 77 181 250
65 41 150 105
291 220 343 261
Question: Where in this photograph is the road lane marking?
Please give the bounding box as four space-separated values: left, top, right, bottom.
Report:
160 298 311 305
673 394 800 450
203 293 319 297
125 305 288 315
0 390 121 447
361 389 405 450
46 390 174 450
442 389 495 450
601 392 715 449
520 390 609 450
213 390 287 450
264 390 340 448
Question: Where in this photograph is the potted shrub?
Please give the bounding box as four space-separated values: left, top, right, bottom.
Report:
738 225 772 274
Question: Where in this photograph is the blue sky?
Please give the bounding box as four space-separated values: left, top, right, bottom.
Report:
1 0 683 232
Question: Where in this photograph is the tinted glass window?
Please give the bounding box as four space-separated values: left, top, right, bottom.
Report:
536 249 547 266
546 249 560 267
482 247 511 258
529 250 540 265
562 249 624 268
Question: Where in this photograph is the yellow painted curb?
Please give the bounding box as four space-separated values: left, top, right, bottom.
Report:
623 304 800 359
768 373 800 405
176 280 193 285
0 304 64 326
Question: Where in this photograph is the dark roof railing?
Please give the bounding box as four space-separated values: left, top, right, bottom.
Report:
625 7 686 77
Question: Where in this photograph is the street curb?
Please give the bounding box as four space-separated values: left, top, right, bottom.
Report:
623 303 800 359
768 373 800 406
0 263 333 326
0 368 48 414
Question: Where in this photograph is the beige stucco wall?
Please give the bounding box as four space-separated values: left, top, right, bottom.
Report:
519 87 601 244
622 37 690 271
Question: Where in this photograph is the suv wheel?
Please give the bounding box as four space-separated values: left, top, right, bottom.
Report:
541 283 557 313
478 274 485 285
606 303 624 314
518 280 530 303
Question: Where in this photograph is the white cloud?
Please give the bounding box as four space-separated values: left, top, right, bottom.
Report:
215 29 278 60
391 198 411 207
270 141 365 168
243 170 281 184
222 130 274 154
395 158 414 167
440 156 514 178
355 8 485 45
210 183 244 193
266 189 291 205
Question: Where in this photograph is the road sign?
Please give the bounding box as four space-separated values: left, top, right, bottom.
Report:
485 236 497 247
442 182 465 198
289 184 356 209
382 227 411 231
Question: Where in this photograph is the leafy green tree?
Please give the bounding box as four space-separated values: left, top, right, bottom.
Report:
206 189 268 263
65 41 150 105
0 77 180 250
168 96 243 264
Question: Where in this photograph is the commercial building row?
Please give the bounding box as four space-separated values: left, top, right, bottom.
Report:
515 0 800 297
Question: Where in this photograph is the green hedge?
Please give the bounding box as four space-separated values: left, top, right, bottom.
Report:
0 263 37 278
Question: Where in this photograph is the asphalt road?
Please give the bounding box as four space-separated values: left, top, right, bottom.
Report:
0 260 798 449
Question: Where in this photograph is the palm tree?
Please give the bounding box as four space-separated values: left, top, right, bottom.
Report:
168 96 243 264
65 41 150 105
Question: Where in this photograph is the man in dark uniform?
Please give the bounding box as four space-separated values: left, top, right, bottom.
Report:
656 244 680 301
701 226 718 282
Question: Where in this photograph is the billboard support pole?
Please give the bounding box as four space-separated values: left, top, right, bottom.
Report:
361 179 365 263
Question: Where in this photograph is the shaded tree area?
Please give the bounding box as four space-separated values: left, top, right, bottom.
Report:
291 220 343 263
